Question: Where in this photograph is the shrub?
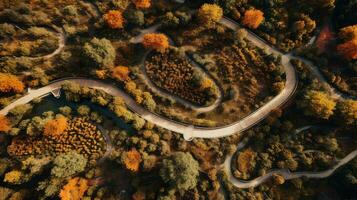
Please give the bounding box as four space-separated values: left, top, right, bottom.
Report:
197 4 223 27
43 116 68 136
132 0 151 9
103 10 125 29
124 10 144 26
82 38 116 69
123 149 142 172
241 9 264 29
336 100 357 125
3 170 23 184
159 152 199 191
142 33 169 53
0 114 11 133
112 66 130 81
299 90 336 119
59 177 88 200
0 73 24 94
51 151 87 178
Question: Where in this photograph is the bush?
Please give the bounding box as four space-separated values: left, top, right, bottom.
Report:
82 38 116 69
51 151 87 178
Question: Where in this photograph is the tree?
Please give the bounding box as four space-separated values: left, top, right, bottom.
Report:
159 152 199 192
123 149 142 172
82 38 116 69
3 170 23 184
124 10 144 26
132 0 151 9
0 114 11 133
337 39 357 60
142 33 169 53
51 152 87 178
0 73 24 94
337 25 357 60
77 105 90 116
43 116 68 136
336 100 357 125
112 66 130 81
299 90 336 119
103 10 124 29
59 177 88 200
197 4 223 27
241 9 264 29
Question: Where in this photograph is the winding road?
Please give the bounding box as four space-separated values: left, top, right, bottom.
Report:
1 11 356 189
1 26 65 61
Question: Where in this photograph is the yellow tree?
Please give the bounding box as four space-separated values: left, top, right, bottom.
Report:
241 9 264 29
59 177 88 200
43 116 68 136
0 114 11 132
103 10 125 29
0 73 24 94
197 4 223 27
112 66 130 81
299 90 336 119
142 33 169 53
132 0 151 9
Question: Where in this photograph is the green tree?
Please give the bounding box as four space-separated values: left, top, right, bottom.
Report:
51 151 87 178
77 105 91 116
124 10 144 26
159 152 199 192
82 38 116 69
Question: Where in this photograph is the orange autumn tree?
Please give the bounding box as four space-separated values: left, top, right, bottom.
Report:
0 114 11 133
103 10 124 29
132 0 151 9
59 177 88 200
43 116 68 136
337 25 357 60
142 33 169 53
0 73 24 94
112 66 130 81
123 149 142 172
241 9 264 29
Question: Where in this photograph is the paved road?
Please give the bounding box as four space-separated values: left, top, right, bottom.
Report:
1 13 355 188
223 148 357 188
0 17 298 140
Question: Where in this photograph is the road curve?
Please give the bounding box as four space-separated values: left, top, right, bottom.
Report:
223 148 357 188
0 20 297 141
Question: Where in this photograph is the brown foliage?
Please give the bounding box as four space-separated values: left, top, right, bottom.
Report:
0 114 11 132
8 118 105 159
142 33 169 53
43 116 68 136
145 51 212 105
124 149 142 172
59 177 88 200
237 149 256 173
241 9 264 29
0 73 24 94
132 0 151 9
112 66 130 81
337 25 357 60
103 10 124 29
